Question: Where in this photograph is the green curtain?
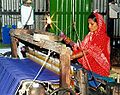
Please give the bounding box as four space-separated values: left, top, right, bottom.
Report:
50 0 92 42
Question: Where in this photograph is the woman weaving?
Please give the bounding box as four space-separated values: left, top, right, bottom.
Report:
60 11 110 77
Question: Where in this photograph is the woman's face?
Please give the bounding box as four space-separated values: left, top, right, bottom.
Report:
88 18 98 32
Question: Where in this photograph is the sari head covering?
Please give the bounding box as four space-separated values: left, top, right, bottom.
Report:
74 12 110 77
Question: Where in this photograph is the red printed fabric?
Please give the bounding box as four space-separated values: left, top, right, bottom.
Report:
74 13 110 77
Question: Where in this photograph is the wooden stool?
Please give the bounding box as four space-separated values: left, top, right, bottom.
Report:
111 66 120 83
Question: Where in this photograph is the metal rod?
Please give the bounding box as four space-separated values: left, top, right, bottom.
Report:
72 0 75 23
118 13 120 36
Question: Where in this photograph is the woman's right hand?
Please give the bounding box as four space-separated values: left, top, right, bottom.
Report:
59 31 73 44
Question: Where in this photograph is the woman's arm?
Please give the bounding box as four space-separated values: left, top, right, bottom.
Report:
71 49 88 60
59 32 75 46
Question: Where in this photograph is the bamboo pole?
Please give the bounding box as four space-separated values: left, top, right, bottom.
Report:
28 48 60 68
26 53 60 75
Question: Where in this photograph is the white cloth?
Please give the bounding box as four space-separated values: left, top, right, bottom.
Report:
17 42 25 59
21 5 34 25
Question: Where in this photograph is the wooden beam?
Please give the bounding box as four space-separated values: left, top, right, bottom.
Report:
11 37 18 58
10 29 62 54
60 46 71 88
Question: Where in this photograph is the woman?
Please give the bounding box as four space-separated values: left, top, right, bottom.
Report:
60 12 110 77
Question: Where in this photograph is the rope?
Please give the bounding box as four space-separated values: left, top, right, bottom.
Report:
26 49 52 93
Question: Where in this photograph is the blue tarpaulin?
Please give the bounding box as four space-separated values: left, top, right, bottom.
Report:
0 57 59 95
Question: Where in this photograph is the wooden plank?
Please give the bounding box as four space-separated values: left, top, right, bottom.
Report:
112 66 120 74
60 46 71 88
10 29 63 53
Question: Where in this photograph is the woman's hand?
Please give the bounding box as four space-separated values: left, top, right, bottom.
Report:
70 51 83 60
59 31 75 46
64 37 72 44
71 49 88 60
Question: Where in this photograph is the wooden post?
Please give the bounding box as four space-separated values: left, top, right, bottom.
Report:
11 37 18 58
60 46 71 88
77 69 88 95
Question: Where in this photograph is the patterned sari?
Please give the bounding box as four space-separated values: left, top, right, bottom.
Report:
73 13 110 77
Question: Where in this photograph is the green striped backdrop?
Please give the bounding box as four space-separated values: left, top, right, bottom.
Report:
50 0 92 41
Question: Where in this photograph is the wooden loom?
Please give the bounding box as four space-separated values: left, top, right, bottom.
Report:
10 29 71 88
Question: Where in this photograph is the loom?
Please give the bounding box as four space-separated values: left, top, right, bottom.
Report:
6 29 72 95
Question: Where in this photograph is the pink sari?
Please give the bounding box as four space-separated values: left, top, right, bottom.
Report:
73 13 110 77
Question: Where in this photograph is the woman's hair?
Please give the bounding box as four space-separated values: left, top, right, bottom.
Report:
88 13 97 23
